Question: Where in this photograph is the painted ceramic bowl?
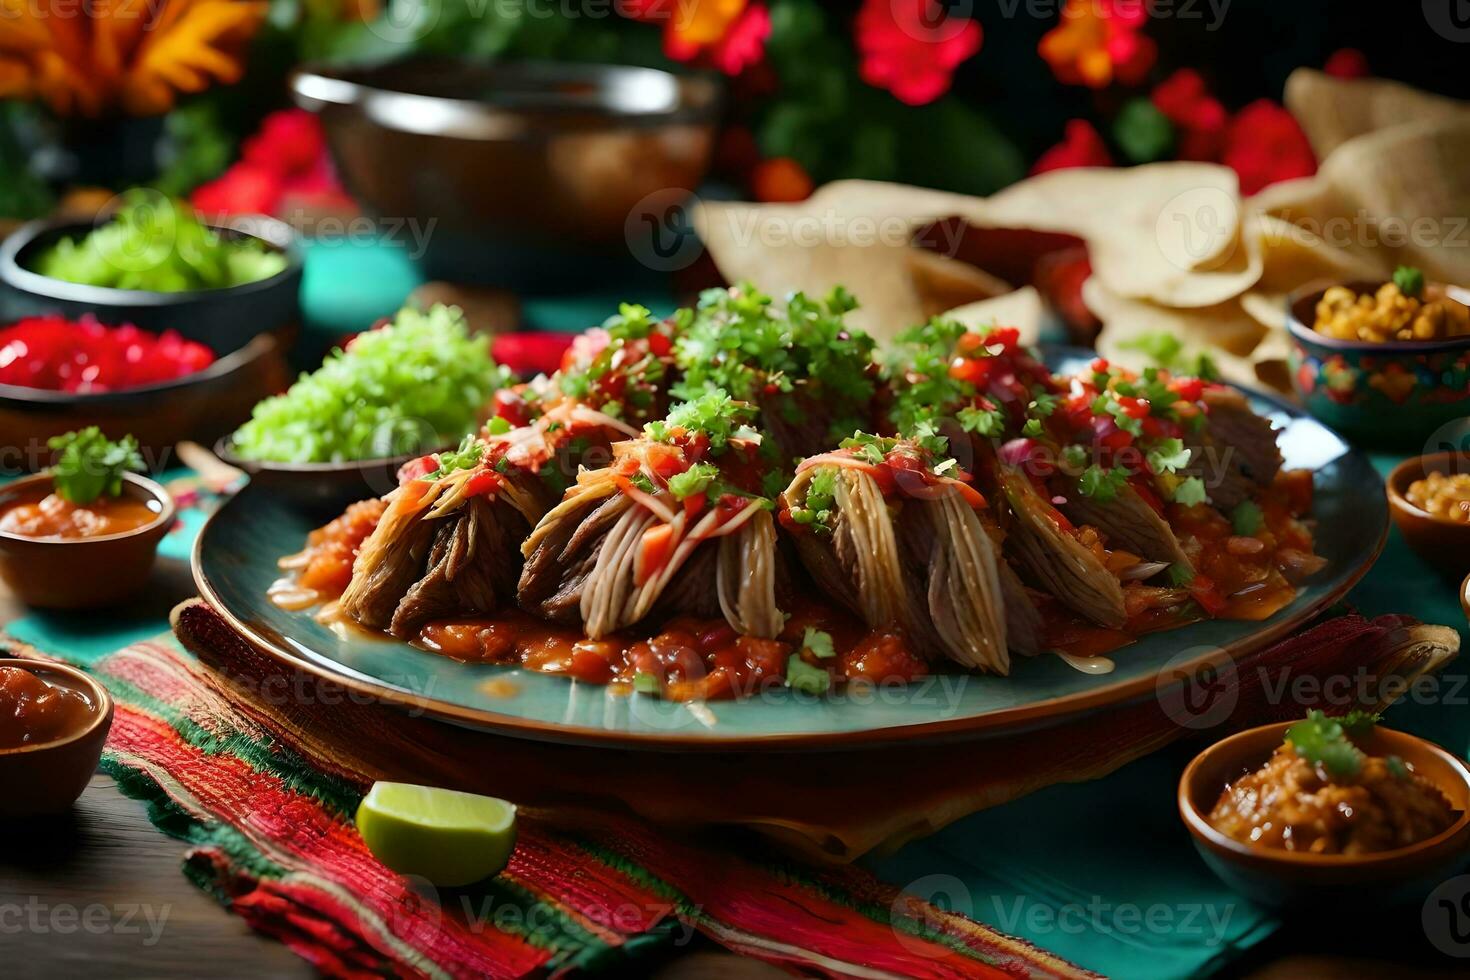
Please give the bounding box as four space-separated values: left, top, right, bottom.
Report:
0 213 302 356
0 471 176 608
1286 281 1470 451
1386 452 1470 578
0 658 113 816
0 332 288 472
1179 721 1470 909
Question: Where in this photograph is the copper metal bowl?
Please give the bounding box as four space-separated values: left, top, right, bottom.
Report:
290 58 720 288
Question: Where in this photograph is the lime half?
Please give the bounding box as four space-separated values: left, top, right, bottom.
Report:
356 782 518 887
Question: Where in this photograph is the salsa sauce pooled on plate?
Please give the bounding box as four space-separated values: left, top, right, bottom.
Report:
0 664 97 749
1208 711 1456 855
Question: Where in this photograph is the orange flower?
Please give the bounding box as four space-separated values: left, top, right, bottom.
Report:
670 0 746 46
0 0 266 117
1038 0 1155 90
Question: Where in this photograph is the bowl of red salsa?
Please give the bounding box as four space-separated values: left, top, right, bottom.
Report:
0 469 175 608
0 659 113 816
0 314 287 470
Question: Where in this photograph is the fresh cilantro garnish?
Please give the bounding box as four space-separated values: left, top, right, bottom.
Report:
1231 500 1264 536
840 432 892 466
1023 418 1045 437
1172 476 1210 506
1285 710 1380 778
629 471 656 494
1078 464 1129 502
47 428 145 505
670 284 875 414
803 628 836 660
486 415 512 435
1146 437 1191 474
422 435 484 481
1167 563 1195 587
652 389 760 451
603 302 657 341
1061 444 1090 471
884 317 975 430
1393 265 1425 299
1028 390 1059 417
666 462 720 500
785 654 831 695
1117 332 1219 381
958 405 1006 438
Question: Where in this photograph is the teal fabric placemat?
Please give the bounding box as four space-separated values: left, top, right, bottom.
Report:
11 240 1467 978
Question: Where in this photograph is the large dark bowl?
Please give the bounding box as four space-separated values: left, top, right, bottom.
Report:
1286 280 1470 451
0 213 303 355
291 59 720 288
0 333 288 473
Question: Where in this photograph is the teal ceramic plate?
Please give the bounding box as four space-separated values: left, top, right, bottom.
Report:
193 356 1387 750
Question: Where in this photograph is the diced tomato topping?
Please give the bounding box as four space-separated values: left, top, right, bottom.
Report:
646 331 672 357
949 355 993 387
463 470 501 498
1188 574 1229 616
397 455 437 484
1169 377 1205 402
637 523 676 586
683 491 706 518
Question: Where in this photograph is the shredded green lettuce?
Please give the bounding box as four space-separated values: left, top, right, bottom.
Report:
232 305 510 463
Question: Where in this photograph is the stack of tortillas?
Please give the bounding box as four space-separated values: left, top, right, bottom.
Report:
693 70 1470 394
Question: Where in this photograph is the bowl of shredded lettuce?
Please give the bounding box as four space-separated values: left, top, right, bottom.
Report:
219 304 510 508
1 191 300 355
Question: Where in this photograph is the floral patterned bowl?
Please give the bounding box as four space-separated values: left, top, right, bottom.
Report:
1286 281 1470 451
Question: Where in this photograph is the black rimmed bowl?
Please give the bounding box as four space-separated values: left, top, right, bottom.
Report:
290 58 720 288
0 471 175 609
0 333 288 472
1286 280 1470 451
0 212 303 355
214 435 423 515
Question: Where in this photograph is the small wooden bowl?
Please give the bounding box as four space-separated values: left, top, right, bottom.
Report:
0 658 113 816
0 472 176 608
1386 452 1470 577
1179 721 1470 909
214 436 419 516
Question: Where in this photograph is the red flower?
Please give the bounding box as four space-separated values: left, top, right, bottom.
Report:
708 2 770 75
1222 100 1316 195
1039 0 1155 89
854 0 983 106
240 110 325 176
1151 69 1226 161
1324 48 1369 79
1032 120 1113 174
750 156 813 202
191 163 285 218
631 0 767 75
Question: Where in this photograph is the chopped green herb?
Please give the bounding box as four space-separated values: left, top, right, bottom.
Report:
1146 437 1191 474
884 318 974 430
667 462 720 500
653 389 760 451
785 655 831 695
1117 331 1220 381
47 428 145 505
629 471 656 494
1078 464 1129 502
958 405 1006 438
1285 710 1380 778
1231 500 1264 536
1167 563 1195 587
423 435 484 481
632 672 660 695
1172 476 1210 507
1022 418 1045 437
802 628 837 660
486 416 512 435
1393 265 1425 299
